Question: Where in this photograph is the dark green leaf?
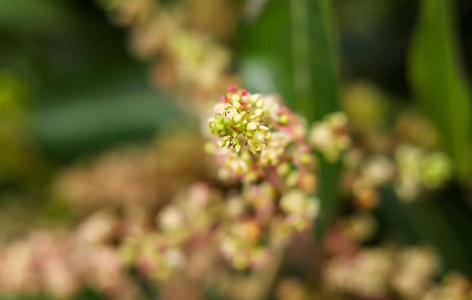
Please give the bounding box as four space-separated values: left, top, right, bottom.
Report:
409 0 472 180
239 0 339 122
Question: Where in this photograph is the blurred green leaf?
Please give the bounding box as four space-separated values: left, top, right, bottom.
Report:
0 296 51 300
376 187 420 244
31 66 185 162
408 0 472 272
0 0 70 34
377 186 472 277
409 0 472 180
240 0 339 121
405 197 472 276
0 287 105 300
315 159 342 239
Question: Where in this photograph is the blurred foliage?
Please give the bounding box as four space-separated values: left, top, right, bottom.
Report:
32 68 182 162
0 0 184 163
338 0 419 95
0 0 185 244
0 0 71 34
410 0 472 181
240 0 339 121
0 71 32 181
0 0 472 299
406 0 472 276
0 288 103 300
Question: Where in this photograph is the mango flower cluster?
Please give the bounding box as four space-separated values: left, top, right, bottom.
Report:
53 135 208 213
42 88 329 285
118 181 315 277
339 82 453 205
118 87 325 272
0 211 140 300
208 86 273 154
308 112 351 162
395 144 453 201
323 215 439 299
272 209 472 300
219 183 320 270
324 244 471 300
341 143 453 209
208 87 318 184
206 87 328 268
119 183 224 282
98 0 238 107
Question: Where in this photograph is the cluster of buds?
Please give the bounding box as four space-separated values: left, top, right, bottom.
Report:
324 245 440 299
220 183 319 269
339 82 454 204
422 273 472 300
207 88 318 191
324 248 393 298
52 135 208 212
323 212 472 300
209 86 272 153
341 143 453 208
46 84 327 283
117 179 315 275
342 152 396 209
308 112 351 162
395 144 453 200
99 0 237 107
279 190 319 231
120 183 223 281
220 218 271 270
0 211 139 300
208 87 315 184
392 247 441 299
207 88 323 268
120 232 187 282
325 244 472 300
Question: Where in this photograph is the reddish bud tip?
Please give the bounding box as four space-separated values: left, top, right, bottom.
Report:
222 95 228 103
241 89 248 96
228 86 238 93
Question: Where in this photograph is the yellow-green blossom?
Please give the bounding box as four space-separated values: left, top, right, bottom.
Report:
209 87 272 153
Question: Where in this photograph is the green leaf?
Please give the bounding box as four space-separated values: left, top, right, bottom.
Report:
405 198 472 276
315 159 342 239
31 66 185 162
377 186 472 277
239 0 339 122
0 0 71 34
409 0 472 180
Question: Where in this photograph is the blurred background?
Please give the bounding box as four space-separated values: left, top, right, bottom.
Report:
1 0 472 299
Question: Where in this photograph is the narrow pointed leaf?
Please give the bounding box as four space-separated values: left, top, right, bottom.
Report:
409 0 472 180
